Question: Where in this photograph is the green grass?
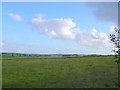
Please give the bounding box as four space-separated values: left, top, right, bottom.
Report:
2 56 118 88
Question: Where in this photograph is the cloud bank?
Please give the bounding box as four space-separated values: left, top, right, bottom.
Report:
86 2 118 24
31 16 111 48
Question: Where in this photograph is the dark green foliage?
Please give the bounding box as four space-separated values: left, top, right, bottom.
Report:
110 27 120 64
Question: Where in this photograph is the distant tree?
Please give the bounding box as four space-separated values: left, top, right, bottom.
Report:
11 53 14 57
110 27 120 64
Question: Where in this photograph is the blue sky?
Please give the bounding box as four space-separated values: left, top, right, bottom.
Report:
2 2 118 54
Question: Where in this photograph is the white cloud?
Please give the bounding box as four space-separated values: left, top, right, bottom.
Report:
110 26 116 34
66 47 70 50
31 15 112 48
35 14 45 17
48 30 58 38
31 16 75 40
86 2 118 24
9 13 22 21
55 47 59 50
90 28 98 39
0 42 4 49
75 28 112 48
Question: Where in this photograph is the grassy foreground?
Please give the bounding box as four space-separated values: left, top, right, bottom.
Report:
2 56 118 88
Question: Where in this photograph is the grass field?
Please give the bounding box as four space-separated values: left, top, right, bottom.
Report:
2 55 118 88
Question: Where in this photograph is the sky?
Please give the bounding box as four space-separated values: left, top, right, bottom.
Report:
1 2 118 55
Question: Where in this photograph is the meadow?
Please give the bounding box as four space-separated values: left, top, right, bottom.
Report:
2 54 118 88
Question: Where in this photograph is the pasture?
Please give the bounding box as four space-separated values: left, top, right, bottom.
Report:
2 55 118 88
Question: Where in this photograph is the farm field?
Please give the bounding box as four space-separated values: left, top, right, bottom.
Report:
2 55 118 88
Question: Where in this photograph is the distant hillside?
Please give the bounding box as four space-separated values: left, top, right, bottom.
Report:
1 52 113 57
